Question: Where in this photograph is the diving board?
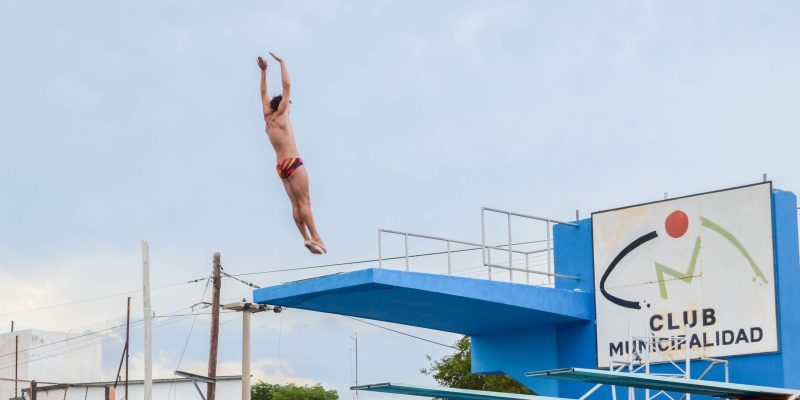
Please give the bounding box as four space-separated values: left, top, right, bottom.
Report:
351 382 561 400
254 268 592 334
526 368 800 399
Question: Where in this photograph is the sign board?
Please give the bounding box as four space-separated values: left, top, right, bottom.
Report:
592 183 777 368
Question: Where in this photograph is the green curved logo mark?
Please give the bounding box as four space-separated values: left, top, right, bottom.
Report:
654 216 769 300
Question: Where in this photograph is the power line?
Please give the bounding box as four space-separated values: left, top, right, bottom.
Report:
0 278 207 318
0 309 221 372
154 312 236 318
344 316 456 350
221 271 261 289
168 275 212 400
0 312 196 371
0 321 141 360
227 240 546 278
0 307 223 361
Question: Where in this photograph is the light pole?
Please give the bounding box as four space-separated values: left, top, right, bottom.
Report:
222 300 282 400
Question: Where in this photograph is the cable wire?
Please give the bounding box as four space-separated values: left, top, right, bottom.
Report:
0 278 207 318
226 240 546 278
168 274 213 400
344 316 456 349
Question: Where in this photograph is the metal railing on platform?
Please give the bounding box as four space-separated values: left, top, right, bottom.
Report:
377 206 580 286
481 207 578 285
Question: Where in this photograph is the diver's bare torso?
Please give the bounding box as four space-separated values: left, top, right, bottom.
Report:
265 110 299 161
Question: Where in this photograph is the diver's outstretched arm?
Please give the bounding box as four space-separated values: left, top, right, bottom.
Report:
270 52 291 115
257 56 272 119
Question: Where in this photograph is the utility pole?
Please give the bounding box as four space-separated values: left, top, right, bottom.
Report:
222 300 281 400
142 240 153 400
15 334 19 399
351 333 359 400
207 252 222 400
12 321 17 400
125 296 131 400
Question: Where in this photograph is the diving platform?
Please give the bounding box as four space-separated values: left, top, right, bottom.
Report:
253 268 593 334
351 382 555 400
526 368 800 399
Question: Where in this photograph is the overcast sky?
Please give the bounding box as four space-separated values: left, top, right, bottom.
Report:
1 0 799 399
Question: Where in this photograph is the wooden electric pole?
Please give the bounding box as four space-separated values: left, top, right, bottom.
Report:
12 321 18 400
125 296 131 400
142 240 153 400
15 335 18 399
113 298 133 400
207 252 222 400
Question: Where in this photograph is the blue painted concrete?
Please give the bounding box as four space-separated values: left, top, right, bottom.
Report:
472 326 559 396
774 190 800 389
553 219 594 293
552 219 598 398
254 188 800 396
254 268 593 335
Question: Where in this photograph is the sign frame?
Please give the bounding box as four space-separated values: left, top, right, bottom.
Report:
590 181 778 368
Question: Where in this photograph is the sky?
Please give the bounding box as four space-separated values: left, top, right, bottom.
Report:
1 0 799 399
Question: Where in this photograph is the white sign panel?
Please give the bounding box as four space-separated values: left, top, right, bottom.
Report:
592 183 777 368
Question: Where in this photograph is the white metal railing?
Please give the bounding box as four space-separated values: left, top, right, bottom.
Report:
481 207 578 285
378 229 552 276
377 207 580 285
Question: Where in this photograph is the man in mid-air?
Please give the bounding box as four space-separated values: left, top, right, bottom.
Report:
258 52 326 254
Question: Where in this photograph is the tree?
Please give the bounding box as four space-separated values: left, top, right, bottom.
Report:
251 381 338 400
421 336 535 395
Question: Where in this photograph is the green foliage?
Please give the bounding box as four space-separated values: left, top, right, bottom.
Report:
251 381 339 400
421 336 535 395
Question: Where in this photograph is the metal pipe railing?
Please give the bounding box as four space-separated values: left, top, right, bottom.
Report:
481 207 579 226
507 213 513 281
546 220 552 286
377 228 578 281
380 229 537 255
482 262 580 280
481 206 578 285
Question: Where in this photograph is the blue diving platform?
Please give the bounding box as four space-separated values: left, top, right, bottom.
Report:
351 382 560 400
253 268 593 334
526 368 800 399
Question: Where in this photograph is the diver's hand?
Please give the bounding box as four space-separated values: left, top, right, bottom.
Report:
269 52 284 63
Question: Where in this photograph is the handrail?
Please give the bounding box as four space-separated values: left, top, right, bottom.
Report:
376 206 582 285
378 228 578 281
380 229 538 255
481 207 578 284
481 207 579 227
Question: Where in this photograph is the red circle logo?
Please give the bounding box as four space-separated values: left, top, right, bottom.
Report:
665 210 689 238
